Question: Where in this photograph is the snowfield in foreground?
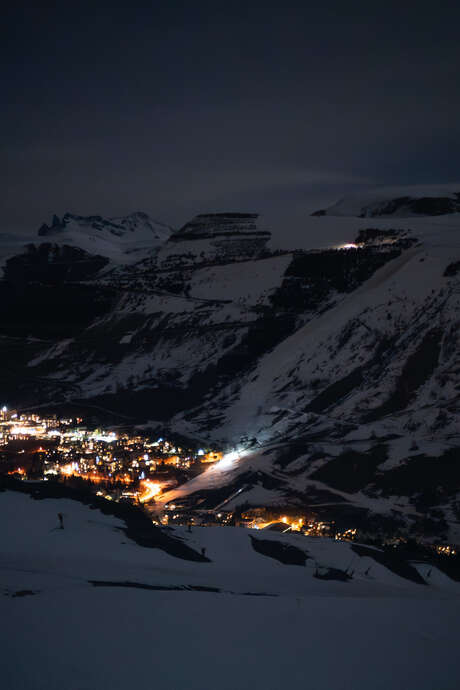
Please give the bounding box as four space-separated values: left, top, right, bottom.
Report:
1 490 460 690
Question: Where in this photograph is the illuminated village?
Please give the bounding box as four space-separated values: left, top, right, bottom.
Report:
0 405 223 511
0 405 457 557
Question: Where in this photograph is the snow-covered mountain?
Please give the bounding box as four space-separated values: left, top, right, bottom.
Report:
313 184 460 218
1 191 460 543
36 211 173 263
2 485 460 690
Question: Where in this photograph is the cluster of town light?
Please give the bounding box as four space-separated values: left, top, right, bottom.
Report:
251 516 305 531
436 545 457 557
138 480 162 503
335 528 357 541
0 410 225 505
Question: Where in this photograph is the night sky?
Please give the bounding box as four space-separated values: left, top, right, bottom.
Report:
3 1 460 235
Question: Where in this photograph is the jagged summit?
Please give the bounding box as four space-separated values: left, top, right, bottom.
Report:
38 211 172 241
312 184 460 218
35 211 173 264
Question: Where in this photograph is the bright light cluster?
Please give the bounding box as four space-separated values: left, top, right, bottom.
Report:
215 450 240 470
138 480 163 503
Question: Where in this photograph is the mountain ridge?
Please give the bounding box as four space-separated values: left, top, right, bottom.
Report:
35 210 173 264
312 184 460 218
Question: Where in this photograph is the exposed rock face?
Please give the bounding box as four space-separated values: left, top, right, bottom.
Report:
38 214 63 235
4 243 109 284
158 213 271 271
0 243 114 339
172 212 261 239
354 228 414 246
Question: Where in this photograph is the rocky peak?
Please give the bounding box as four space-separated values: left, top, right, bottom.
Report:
38 214 66 236
36 212 172 243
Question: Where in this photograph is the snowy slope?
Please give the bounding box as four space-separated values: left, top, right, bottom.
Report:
0 489 437 596
189 254 292 304
171 214 459 438
161 213 460 542
314 183 460 217
1 489 460 690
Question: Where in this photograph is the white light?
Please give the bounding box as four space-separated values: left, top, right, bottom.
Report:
217 450 240 469
197 449 204 456
2 406 7 412
337 243 358 250
92 432 117 443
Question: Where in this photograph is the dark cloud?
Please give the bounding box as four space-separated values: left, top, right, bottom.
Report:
2 1 460 235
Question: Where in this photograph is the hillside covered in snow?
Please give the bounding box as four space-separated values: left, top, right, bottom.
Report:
1 188 460 543
1 485 460 690
313 184 460 218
